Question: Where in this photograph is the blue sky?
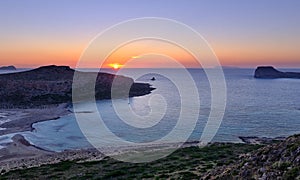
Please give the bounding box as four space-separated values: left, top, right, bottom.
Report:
0 0 299 67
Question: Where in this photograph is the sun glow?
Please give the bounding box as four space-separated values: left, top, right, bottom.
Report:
108 63 123 70
131 56 141 59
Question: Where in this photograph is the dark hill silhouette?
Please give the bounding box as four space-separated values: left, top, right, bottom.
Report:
255 66 300 79
0 65 74 81
0 65 16 70
0 65 154 108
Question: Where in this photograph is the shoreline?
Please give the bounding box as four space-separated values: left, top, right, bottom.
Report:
0 105 202 172
0 132 291 173
0 133 203 173
0 104 296 174
0 103 71 136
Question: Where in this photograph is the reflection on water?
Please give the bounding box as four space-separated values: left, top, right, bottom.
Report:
0 68 300 152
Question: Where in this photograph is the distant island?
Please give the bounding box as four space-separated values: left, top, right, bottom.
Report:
0 65 16 70
0 65 154 108
254 66 300 79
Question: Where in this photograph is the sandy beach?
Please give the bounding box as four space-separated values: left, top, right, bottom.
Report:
0 103 292 174
0 103 287 173
0 133 201 173
0 133 105 173
0 103 71 136
0 104 202 173
0 104 73 172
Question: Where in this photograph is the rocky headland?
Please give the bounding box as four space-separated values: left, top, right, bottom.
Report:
0 65 154 108
254 66 300 79
239 136 286 145
0 65 155 169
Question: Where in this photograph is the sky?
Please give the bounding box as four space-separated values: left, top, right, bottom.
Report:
0 0 299 68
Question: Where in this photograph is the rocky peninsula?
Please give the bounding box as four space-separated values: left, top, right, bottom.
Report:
0 65 155 169
0 65 154 108
255 66 300 79
0 65 155 137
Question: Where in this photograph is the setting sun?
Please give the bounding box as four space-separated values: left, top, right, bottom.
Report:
108 63 123 70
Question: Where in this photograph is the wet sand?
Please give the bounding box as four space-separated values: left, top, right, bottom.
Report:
0 104 71 136
0 104 75 172
0 134 105 173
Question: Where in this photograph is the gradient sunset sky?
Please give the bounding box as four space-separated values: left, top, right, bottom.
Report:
0 0 299 68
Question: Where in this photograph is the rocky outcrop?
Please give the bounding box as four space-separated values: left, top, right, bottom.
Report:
0 66 16 71
203 134 300 179
255 66 300 79
239 136 285 145
0 65 154 108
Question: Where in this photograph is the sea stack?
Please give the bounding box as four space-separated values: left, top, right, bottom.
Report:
254 66 300 79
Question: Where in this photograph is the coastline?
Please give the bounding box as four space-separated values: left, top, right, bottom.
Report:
0 130 292 173
0 133 202 173
0 103 201 172
0 103 71 136
2 133 300 179
0 103 295 173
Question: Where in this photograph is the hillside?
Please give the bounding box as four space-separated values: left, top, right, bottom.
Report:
1 134 300 179
0 65 154 108
0 143 262 179
204 134 300 179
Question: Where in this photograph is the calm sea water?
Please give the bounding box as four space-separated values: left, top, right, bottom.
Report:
1 68 300 151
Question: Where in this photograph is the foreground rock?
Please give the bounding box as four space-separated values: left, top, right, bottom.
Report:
254 66 300 79
0 66 16 71
204 134 300 179
0 65 154 108
239 136 285 145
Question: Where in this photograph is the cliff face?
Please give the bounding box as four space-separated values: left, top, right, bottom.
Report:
204 135 300 179
0 65 154 108
255 66 300 79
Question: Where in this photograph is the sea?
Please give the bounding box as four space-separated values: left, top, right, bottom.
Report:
0 68 300 152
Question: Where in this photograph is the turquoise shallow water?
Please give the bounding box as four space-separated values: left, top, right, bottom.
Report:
1 68 300 152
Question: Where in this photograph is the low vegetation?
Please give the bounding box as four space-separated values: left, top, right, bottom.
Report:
1 143 262 179
204 134 300 179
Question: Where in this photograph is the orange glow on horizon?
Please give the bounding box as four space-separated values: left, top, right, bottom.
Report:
108 63 123 70
1 37 299 68
100 39 201 69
